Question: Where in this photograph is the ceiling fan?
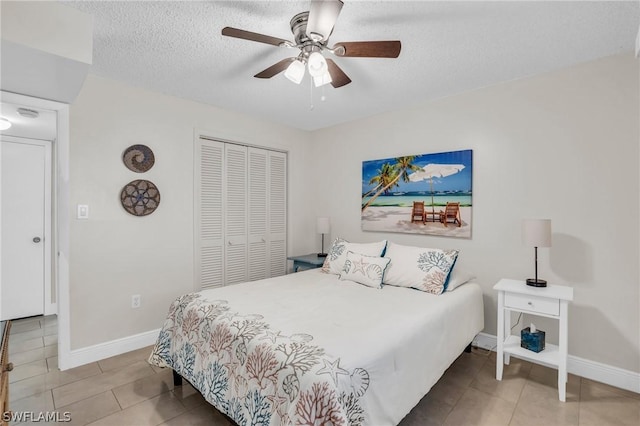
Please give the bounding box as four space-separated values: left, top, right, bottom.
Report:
221 0 401 88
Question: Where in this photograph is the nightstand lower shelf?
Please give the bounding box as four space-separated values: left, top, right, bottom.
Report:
502 335 560 367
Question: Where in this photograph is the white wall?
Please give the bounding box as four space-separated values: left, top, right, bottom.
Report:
69 74 313 349
310 53 639 373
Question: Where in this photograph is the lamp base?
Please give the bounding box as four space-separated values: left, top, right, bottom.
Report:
526 278 547 287
317 253 328 258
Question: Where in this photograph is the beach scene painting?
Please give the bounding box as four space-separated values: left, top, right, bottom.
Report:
362 149 473 238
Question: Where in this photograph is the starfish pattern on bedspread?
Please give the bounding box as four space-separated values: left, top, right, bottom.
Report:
317 358 350 385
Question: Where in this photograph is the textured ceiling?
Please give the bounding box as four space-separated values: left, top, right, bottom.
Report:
63 1 639 131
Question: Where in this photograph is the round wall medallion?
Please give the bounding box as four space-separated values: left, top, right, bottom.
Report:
123 144 155 173
120 179 161 216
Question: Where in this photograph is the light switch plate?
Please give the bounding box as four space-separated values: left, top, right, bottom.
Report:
77 204 89 219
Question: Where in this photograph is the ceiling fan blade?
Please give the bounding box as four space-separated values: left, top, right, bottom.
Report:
254 58 296 79
334 41 401 58
306 0 344 42
222 27 290 47
326 58 351 88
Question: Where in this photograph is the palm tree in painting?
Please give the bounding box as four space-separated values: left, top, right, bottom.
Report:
362 162 397 200
362 156 421 212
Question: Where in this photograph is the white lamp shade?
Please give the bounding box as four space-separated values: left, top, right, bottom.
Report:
307 52 328 77
522 219 552 247
316 217 331 234
284 60 305 84
313 71 332 87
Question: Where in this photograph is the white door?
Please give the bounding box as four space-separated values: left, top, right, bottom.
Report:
224 144 248 285
196 139 225 290
248 148 268 282
1 138 50 320
268 151 287 278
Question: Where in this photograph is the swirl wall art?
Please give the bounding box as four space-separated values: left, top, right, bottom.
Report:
122 144 155 173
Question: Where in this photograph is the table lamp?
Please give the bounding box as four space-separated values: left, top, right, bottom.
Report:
316 217 330 257
522 218 551 287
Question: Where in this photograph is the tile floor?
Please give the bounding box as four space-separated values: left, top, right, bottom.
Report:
6 315 640 425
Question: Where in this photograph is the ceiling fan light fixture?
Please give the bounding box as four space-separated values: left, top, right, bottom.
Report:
308 52 328 77
313 71 332 87
0 118 12 130
16 108 39 119
284 59 305 84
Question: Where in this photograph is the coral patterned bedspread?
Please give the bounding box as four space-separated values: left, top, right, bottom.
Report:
148 269 484 426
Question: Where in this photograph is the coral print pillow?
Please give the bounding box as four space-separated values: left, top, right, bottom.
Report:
321 238 387 275
383 242 459 295
339 251 391 289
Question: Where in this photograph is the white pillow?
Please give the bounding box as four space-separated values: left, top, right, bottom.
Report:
383 242 459 295
446 268 476 291
321 238 387 275
339 251 391 289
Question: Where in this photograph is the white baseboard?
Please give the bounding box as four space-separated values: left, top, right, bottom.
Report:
62 328 161 370
473 332 640 394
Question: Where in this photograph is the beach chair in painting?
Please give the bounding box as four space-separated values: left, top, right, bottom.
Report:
411 201 426 224
439 202 462 227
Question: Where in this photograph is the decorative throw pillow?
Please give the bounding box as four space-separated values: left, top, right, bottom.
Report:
383 242 459 295
321 238 387 275
339 251 391 289
446 268 476 291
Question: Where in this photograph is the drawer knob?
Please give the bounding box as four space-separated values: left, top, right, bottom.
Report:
528 301 533 306
4 362 13 372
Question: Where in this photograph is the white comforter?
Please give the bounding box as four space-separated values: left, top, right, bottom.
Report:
149 269 484 425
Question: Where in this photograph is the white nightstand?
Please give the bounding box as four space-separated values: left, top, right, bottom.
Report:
494 279 574 401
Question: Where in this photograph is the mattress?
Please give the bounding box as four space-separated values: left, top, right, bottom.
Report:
149 268 484 425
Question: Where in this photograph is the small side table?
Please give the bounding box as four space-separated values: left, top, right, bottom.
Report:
287 254 325 272
494 279 574 401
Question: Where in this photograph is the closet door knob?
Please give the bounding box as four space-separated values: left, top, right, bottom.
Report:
33 237 41 243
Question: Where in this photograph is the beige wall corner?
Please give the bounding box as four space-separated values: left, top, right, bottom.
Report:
0 1 93 103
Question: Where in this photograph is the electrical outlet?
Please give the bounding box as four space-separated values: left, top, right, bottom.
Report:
131 294 141 309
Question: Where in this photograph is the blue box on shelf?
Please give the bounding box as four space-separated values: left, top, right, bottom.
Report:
521 327 545 353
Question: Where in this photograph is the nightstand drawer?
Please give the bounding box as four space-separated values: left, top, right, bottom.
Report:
504 293 559 316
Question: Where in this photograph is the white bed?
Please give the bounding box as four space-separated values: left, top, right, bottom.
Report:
149 268 484 425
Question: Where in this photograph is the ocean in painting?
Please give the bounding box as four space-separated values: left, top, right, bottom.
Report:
364 192 472 208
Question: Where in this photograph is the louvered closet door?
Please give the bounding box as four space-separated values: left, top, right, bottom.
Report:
196 140 224 289
248 148 268 281
269 151 287 278
224 144 248 285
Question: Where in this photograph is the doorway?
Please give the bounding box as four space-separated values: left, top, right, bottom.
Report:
0 94 69 370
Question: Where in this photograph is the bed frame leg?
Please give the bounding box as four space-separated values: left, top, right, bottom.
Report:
172 370 183 386
464 343 472 353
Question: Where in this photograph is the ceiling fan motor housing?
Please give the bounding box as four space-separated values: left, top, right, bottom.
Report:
290 11 312 45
